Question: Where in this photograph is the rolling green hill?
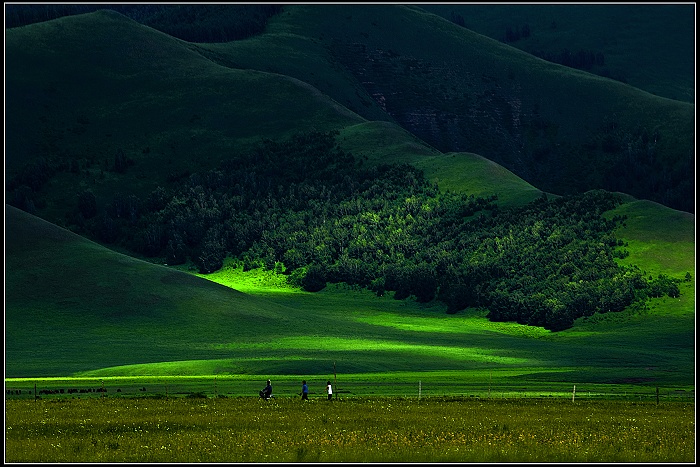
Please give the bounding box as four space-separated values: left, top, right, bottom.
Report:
5 9 363 220
5 204 694 389
4 204 301 376
336 121 545 207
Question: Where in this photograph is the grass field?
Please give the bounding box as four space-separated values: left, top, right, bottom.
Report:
5 396 694 462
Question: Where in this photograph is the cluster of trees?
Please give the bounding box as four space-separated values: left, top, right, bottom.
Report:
65 131 681 331
6 147 137 217
5 4 282 43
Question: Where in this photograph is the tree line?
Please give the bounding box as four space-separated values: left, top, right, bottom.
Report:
46 130 681 331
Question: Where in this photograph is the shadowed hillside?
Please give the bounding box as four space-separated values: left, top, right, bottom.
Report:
196 4 694 213
421 4 695 104
4 9 363 217
5 6 695 224
4 4 283 43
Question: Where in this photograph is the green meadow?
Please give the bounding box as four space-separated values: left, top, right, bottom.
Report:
5 397 694 463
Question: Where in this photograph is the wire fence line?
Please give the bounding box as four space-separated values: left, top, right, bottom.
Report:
4 379 695 402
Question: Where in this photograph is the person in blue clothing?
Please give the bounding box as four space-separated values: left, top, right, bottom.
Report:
259 379 273 400
301 380 309 400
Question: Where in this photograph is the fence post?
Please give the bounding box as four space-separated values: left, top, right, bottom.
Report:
488 370 492 398
572 385 576 403
418 380 421 400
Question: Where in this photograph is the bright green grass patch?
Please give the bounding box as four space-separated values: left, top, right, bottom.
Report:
188 258 301 295
415 152 546 208
604 199 695 320
353 309 551 338
211 337 536 365
617 239 695 276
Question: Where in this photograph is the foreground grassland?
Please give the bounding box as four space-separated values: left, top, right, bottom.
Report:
5 397 693 463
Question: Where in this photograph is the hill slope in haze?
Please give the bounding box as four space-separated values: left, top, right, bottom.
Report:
421 3 695 104
5 5 695 219
196 4 694 213
4 9 362 175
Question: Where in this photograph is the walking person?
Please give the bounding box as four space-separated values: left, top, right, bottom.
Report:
326 380 333 401
301 380 309 400
259 379 273 400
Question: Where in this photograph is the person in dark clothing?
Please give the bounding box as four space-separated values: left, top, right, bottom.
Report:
259 379 273 400
301 380 309 400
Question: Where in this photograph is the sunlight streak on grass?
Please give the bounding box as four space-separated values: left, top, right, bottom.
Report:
211 337 537 365
353 311 551 338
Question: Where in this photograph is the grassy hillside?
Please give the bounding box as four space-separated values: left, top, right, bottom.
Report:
4 9 363 221
5 203 694 390
5 5 694 230
196 4 694 213
420 3 695 103
336 121 545 207
4 204 303 376
4 8 550 235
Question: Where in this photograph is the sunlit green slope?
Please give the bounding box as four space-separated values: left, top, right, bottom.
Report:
336 121 545 207
5 202 694 388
